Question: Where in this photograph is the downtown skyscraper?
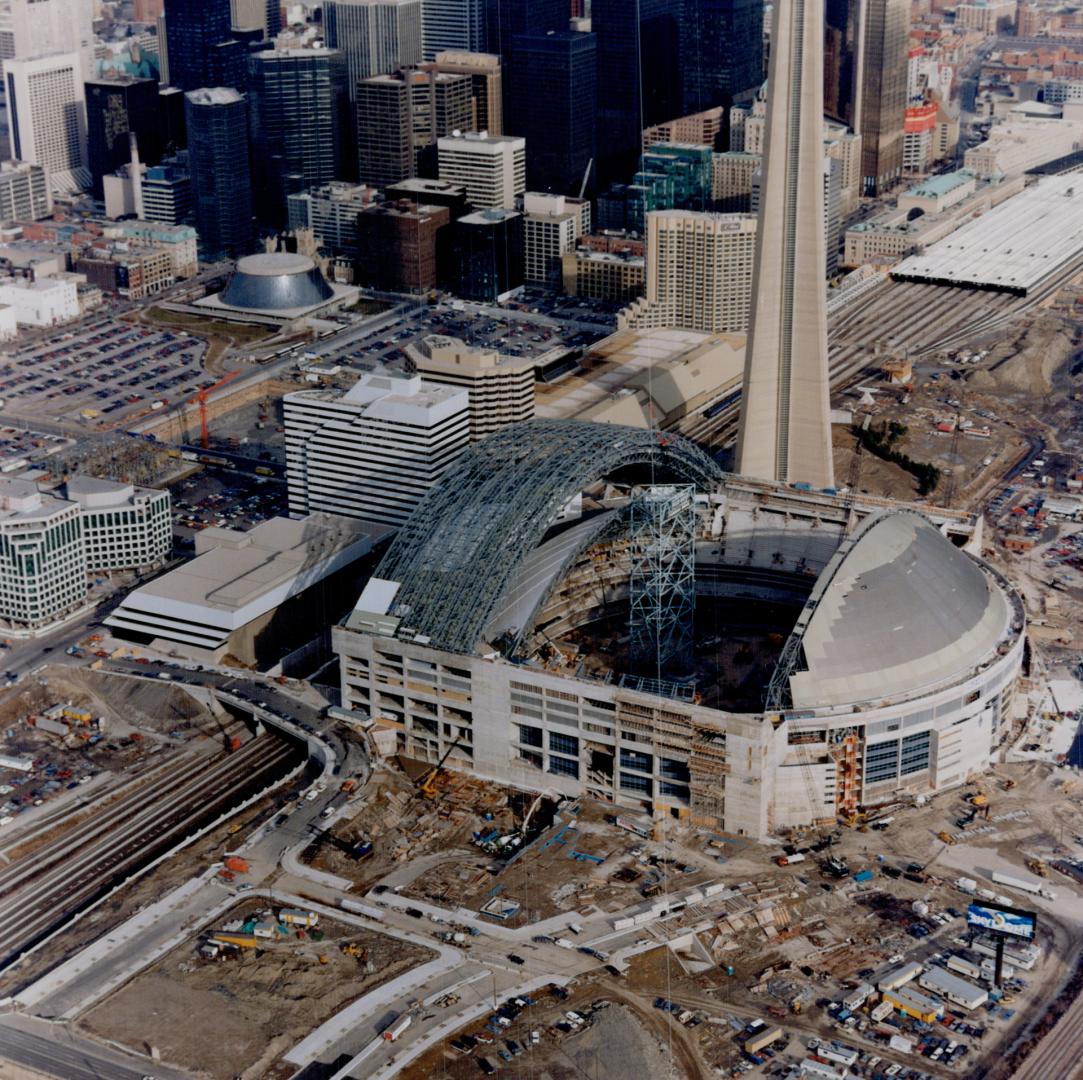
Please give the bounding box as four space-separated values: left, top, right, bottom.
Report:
679 0 764 116
824 0 909 196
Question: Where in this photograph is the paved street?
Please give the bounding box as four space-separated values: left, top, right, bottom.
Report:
0 1014 191 1080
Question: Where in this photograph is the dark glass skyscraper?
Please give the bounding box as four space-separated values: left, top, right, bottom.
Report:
508 31 597 196
593 0 681 185
859 0 909 195
679 0 764 115
184 87 254 259
485 0 566 63
824 0 908 195
246 48 348 226
824 0 863 130
163 0 244 91
85 76 162 198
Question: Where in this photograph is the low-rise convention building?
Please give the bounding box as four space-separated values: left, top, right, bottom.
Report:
106 515 392 665
535 327 745 434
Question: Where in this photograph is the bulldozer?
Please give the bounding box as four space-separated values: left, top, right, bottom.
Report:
1025 858 1048 877
937 831 957 845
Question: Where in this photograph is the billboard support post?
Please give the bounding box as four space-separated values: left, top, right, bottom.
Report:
994 935 1005 988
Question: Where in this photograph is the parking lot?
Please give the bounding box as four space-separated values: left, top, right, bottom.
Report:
0 317 208 430
170 470 289 549
0 426 74 473
320 292 619 376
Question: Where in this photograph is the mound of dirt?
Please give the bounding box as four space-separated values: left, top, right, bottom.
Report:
55 668 219 736
987 316 1074 396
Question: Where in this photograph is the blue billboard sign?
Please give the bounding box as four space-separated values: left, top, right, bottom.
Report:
966 900 1037 941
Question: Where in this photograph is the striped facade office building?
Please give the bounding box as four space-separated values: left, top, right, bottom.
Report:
283 371 469 527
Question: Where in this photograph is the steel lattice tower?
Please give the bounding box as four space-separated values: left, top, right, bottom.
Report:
627 485 696 677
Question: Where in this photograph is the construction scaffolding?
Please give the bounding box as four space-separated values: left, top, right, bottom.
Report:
374 420 722 654
628 485 696 678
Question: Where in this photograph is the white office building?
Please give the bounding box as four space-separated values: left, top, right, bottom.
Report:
521 192 590 288
0 478 85 633
0 0 95 79
286 182 377 253
4 52 89 193
421 0 484 60
65 476 171 574
438 130 526 209
0 276 79 326
323 0 422 96
0 159 52 220
284 371 469 527
0 473 171 635
620 210 757 335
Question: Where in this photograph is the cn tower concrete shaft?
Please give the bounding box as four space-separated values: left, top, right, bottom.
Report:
736 0 835 490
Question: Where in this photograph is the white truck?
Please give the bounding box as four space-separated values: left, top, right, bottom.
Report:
382 1015 411 1042
991 870 1056 900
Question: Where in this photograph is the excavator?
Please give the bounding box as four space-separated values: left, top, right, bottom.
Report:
415 736 464 799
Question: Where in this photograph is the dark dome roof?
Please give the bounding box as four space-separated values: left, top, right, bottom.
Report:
219 253 334 311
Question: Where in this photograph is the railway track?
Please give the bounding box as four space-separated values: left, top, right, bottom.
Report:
680 263 1074 452
0 733 301 972
1008 983 1083 1080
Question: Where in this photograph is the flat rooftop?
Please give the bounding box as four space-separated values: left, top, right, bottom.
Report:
106 514 392 646
535 327 745 427
892 174 1083 295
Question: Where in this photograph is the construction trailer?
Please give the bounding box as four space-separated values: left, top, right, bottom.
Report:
917 966 989 1011
877 961 923 992
882 985 945 1023
745 1025 784 1054
280 908 319 927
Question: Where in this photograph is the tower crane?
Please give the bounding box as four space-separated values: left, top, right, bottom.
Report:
190 370 242 449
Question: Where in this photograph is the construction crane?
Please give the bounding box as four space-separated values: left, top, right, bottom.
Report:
577 158 594 200
416 736 463 799
941 410 963 508
190 370 241 449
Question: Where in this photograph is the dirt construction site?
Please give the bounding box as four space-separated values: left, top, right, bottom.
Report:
79 900 433 1080
347 750 1083 1080
826 290 1083 514
304 764 726 925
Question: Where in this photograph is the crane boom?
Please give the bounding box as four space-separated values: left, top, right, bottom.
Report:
190 370 242 449
417 736 464 798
